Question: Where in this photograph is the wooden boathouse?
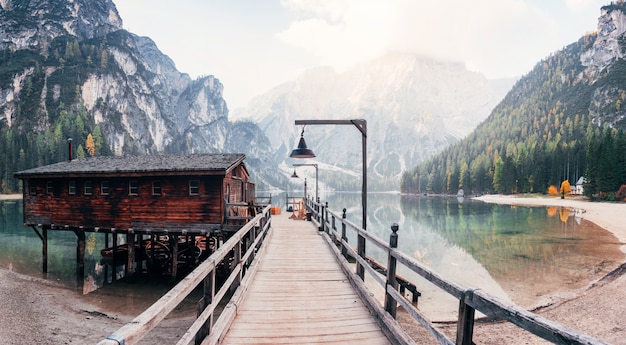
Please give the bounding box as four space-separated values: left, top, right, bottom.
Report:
14 152 256 279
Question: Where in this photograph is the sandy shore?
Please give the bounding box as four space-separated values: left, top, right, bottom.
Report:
475 194 626 253
0 194 21 200
463 194 626 344
0 269 195 344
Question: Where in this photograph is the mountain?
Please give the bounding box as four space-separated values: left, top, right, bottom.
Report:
0 0 281 192
234 53 513 191
401 3 626 197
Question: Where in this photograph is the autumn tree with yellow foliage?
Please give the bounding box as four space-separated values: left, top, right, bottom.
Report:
559 180 571 199
85 133 95 157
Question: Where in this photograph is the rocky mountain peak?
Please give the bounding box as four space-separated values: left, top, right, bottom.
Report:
0 0 122 52
580 4 626 81
575 3 626 128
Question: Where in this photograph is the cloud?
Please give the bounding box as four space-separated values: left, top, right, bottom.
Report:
278 0 393 71
565 0 601 14
277 0 591 78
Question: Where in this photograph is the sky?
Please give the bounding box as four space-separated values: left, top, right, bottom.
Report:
113 0 607 109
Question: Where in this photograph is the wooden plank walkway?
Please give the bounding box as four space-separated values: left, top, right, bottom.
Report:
220 212 391 345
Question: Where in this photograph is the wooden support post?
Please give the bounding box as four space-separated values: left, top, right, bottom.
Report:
112 232 118 281
75 230 86 281
196 269 216 345
384 223 399 318
31 226 49 273
456 289 477 345
104 233 109 283
148 234 156 276
126 231 135 279
189 235 195 269
185 235 192 270
341 209 348 258
170 235 178 279
43 228 48 274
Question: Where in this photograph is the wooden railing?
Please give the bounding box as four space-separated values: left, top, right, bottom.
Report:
224 202 257 224
98 205 272 345
305 197 609 345
285 193 303 212
254 194 272 206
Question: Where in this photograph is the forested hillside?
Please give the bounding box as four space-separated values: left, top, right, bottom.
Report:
0 35 112 192
401 4 626 198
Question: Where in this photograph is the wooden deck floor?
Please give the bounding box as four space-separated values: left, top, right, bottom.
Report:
220 212 391 345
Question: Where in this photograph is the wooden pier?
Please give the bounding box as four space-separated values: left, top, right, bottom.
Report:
219 212 391 345
100 200 609 345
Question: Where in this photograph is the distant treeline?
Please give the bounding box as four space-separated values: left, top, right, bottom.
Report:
401 124 626 199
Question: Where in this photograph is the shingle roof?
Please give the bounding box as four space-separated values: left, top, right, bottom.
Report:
14 153 246 177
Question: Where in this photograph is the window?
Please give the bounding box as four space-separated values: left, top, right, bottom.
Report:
129 180 138 195
84 181 93 195
189 180 199 195
29 181 36 195
101 181 110 195
46 181 53 194
68 181 76 195
152 181 162 195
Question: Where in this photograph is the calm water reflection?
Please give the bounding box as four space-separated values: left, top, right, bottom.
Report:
0 200 126 294
321 192 624 318
1 194 623 318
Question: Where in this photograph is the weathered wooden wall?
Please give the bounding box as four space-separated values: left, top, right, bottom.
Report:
23 175 225 229
223 165 254 204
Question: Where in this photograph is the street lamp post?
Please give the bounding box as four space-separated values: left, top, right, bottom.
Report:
293 163 318 202
290 119 367 230
289 119 367 280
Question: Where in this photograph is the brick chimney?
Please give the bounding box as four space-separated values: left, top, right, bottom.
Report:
68 138 73 162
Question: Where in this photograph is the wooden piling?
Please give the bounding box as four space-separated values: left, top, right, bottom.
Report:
112 232 118 281
170 235 178 278
75 230 85 280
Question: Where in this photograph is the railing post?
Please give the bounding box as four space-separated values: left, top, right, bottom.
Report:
196 269 215 345
384 223 399 318
341 208 348 258
324 202 329 233
231 239 242 294
319 202 325 231
316 198 320 222
249 220 257 266
456 289 477 345
331 213 337 244
356 226 366 280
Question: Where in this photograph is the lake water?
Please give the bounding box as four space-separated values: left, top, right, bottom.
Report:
318 192 624 319
0 199 118 294
1 193 623 320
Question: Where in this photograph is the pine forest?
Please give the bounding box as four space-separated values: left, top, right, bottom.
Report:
401 28 626 200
